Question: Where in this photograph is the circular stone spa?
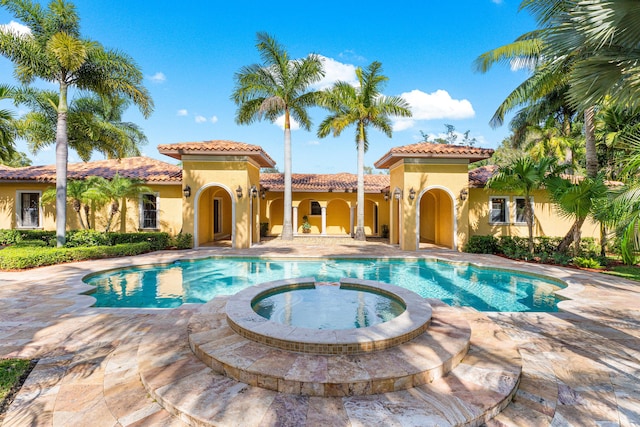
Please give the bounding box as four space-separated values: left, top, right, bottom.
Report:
139 276 523 426
225 278 432 355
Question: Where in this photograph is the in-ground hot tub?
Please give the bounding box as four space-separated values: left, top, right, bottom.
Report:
225 277 432 355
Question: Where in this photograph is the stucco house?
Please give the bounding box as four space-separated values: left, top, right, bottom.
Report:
0 140 599 250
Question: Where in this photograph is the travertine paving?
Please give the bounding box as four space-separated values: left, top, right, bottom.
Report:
1 237 639 426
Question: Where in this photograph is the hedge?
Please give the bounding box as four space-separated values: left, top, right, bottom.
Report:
106 232 170 251
0 242 152 270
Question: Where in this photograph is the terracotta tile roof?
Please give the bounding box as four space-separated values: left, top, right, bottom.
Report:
375 142 494 168
468 165 498 187
158 140 276 167
260 173 390 193
0 157 182 183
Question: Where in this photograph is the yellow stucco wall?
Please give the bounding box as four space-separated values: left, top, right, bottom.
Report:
468 188 599 239
181 157 260 248
390 160 469 251
258 192 388 236
0 182 181 234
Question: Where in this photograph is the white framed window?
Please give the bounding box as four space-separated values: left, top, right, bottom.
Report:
489 196 509 224
514 197 533 224
16 191 42 228
139 193 159 229
310 200 322 216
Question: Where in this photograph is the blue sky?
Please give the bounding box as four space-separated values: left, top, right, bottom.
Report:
0 0 535 173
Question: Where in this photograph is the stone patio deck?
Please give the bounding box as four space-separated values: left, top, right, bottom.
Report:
1 238 639 426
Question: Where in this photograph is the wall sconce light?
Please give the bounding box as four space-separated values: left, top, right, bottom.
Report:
250 185 258 199
383 190 390 201
236 185 243 199
408 187 416 201
260 188 266 199
460 188 468 201
183 185 191 198
393 187 402 200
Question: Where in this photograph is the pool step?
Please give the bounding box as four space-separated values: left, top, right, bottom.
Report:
189 298 470 397
138 297 522 426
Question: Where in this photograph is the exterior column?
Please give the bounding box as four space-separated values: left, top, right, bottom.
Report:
349 206 355 237
321 206 327 235
292 206 298 236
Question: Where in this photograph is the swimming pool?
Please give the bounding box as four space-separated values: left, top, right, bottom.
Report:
84 257 565 311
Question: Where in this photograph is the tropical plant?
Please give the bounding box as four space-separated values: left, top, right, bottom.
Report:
15 88 148 161
92 174 150 232
232 32 324 240
487 156 559 254
0 84 17 161
317 61 412 240
0 150 31 167
41 177 103 230
546 174 607 256
0 0 153 246
15 88 147 161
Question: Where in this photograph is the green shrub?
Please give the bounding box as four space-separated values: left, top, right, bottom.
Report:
552 251 572 266
106 232 170 251
170 233 193 249
573 256 603 269
0 242 151 270
18 230 56 245
0 229 22 245
464 235 499 254
260 222 269 237
12 240 48 248
65 230 110 247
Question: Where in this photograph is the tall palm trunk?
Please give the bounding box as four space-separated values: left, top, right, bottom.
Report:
281 109 293 240
72 199 87 229
354 130 366 241
585 106 598 178
55 83 69 247
525 196 534 254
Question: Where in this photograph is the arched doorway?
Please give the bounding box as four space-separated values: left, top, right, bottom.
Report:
417 187 455 249
267 197 284 236
327 199 350 235
194 184 234 247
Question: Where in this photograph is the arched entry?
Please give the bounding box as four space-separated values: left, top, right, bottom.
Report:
416 187 456 250
194 183 235 247
267 197 284 236
327 199 350 235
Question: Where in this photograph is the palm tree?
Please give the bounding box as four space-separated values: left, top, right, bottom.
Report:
487 156 558 254
41 177 103 230
0 0 153 246
546 174 607 256
0 84 17 161
232 32 324 240
317 61 412 240
15 88 148 161
475 1 601 178
92 174 150 232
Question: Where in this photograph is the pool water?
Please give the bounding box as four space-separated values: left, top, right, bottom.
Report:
84 257 565 312
252 285 406 329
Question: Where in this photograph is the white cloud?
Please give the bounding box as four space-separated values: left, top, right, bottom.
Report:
307 140 320 145
195 115 207 123
393 89 475 131
177 109 188 116
491 0 503 4
274 115 300 131
312 56 358 90
0 20 31 36
210 115 218 124
149 72 166 83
